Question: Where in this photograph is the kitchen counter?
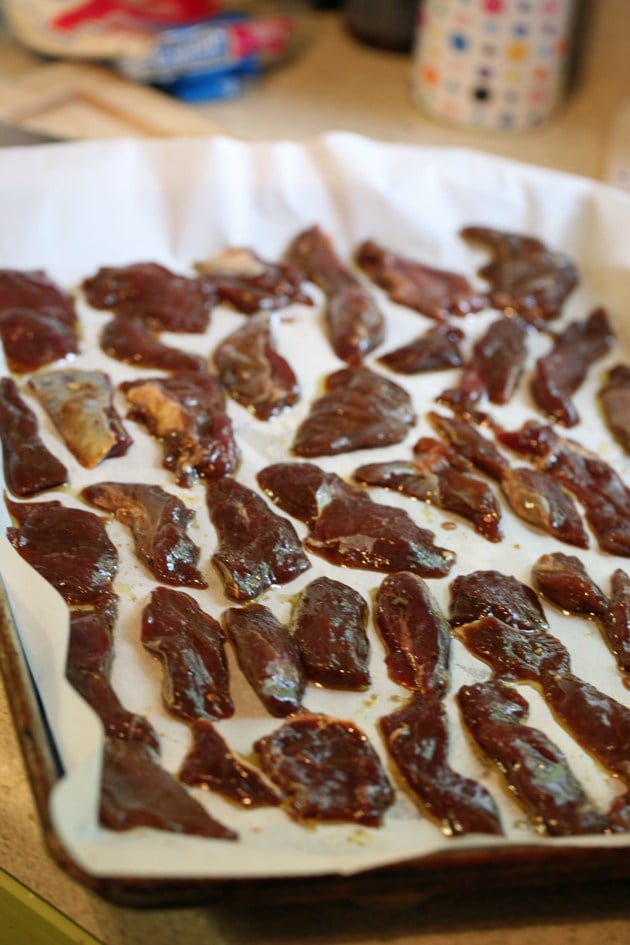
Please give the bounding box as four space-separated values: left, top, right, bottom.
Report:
1 3 629 944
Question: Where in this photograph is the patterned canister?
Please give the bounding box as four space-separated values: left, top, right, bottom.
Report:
412 0 577 131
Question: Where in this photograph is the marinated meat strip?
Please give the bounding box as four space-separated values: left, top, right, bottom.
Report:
66 597 159 749
355 239 486 319
449 570 549 633
0 308 79 373
378 324 464 375
457 680 607 836
254 713 394 826
101 317 207 373
380 693 503 836
598 364 630 455
257 461 357 527
497 420 630 556
428 410 510 481
0 268 77 325
81 482 207 588
142 586 233 722
212 313 300 420
121 373 240 487
460 226 579 322
603 569 630 676
206 477 311 601
286 225 384 363
0 377 67 496
6 498 118 605
83 262 214 333
439 316 528 410
355 436 503 543
455 615 571 682
99 737 237 839
29 369 132 469
306 491 456 578
375 572 451 696
178 719 281 806
223 603 305 716
195 247 312 313
531 307 615 426
290 576 371 690
500 465 589 548
293 365 415 457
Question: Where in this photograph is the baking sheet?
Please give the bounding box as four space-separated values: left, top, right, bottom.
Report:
0 133 629 884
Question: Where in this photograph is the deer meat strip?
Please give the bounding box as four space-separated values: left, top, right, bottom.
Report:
286 225 385 363
212 313 300 420
291 576 371 690
121 373 240 487
195 247 312 313
254 713 395 826
206 477 311 601
6 497 118 605
598 364 630 455
500 465 589 548
293 365 415 457
457 679 607 836
449 570 549 633
81 481 207 588
378 323 464 374
375 571 451 695
380 693 502 836
0 308 79 373
101 317 207 373
29 369 132 469
142 586 233 722
0 377 67 496
455 615 571 682
257 461 358 526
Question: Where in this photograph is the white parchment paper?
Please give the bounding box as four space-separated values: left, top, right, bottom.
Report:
0 133 629 881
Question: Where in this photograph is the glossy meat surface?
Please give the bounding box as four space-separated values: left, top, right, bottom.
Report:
293 365 415 457
356 239 486 319
257 461 358 526
6 497 118 605
29 369 132 469
380 693 502 836
82 481 206 587
142 586 233 722
99 737 237 839
122 373 240 486
375 572 451 695
603 569 630 676
0 377 67 496
455 615 571 682
500 465 589 548
0 268 77 325
223 603 305 716
206 477 311 601
449 570 548 633
179 719 281 806
598 363 630 454
101 316 207 373
0 308 79 373
212 313 300 419
378 323 464 374
457 680 607 836
83 262 213 333
428 410 510 480
291 576 371 690
254 713 394 826
532 552 608 616
196 247 311 314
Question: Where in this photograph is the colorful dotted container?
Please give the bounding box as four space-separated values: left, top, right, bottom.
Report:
413 0 576 131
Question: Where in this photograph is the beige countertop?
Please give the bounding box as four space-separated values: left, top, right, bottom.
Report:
1 3 629 944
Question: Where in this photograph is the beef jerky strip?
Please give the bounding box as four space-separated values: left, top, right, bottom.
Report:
0 308 79 374
82 482 207 588
101 317 206 374
457 679 607 836
254 713 395 826
355 239 486 319
66 596 159 749
212 313 300 420
82 261 213 333
598 364 630 455
206 477 310 602
378 324 464 375
531 307 615 427
0 377 67 496
29 369 132 469
179 719 281 806
223 603 305 716
142 586 233 722
460 226 579 322
257 461 357 527
100 737 236 839
375 571 451 696
195 247 312 313
449 569 549 634
380 692 503 836
121 373 240 487
286 225 385 363
293 365 415 457
290 576 371 690
6 497 118 605
0 268 77 326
